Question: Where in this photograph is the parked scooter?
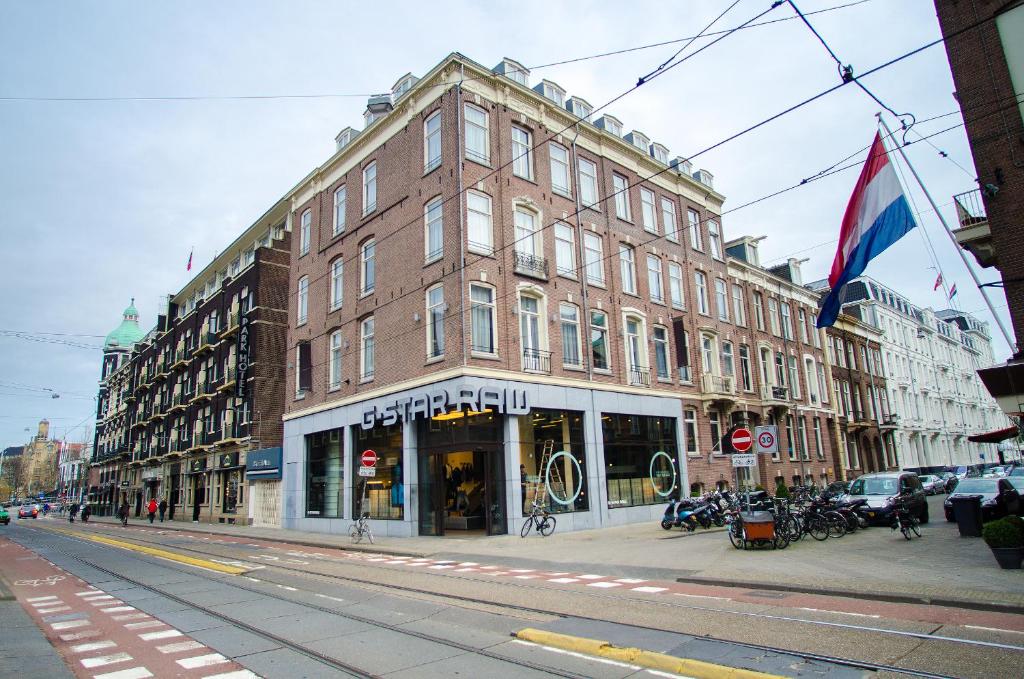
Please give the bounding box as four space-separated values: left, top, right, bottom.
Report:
661 498 699 531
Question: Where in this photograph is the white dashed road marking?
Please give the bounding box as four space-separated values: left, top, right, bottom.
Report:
176 653 229 669
70 640 117 653
80 652 133 668
139 629 182 641
51 619 90 630
93 668 153 679
156 640 204 654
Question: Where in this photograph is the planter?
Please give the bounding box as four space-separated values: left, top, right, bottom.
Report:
990 546 1024 570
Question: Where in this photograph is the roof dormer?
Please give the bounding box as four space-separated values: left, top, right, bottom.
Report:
693 169 714 189
334 126 359 152
595 115 623 137
493 58 529 87
533 79 566 107
363 94 393 127
391 73 419 101
624 130 650 152
649 142 670 164
671 156 693 176
566 96 593 121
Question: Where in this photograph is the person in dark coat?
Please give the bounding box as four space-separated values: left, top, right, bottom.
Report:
158 498 168 522
81 504 91 523
119 501 130 526
69 502 79 523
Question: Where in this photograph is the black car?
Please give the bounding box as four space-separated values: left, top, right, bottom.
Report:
843 472 929 525
943 478 1021 522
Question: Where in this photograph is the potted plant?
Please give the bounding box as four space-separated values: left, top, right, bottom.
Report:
982 517 1024 569
775 482 790 500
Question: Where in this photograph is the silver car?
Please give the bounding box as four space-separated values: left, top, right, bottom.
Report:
917 474 945 495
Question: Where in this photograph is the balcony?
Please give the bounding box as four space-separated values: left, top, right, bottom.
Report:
171 349 190 371
154 358 169 381
880 413 900 430
167 393 187 413
952 189 995 269
190 381 213 404
217 369 238 393
703 374 735 396
218 421 250 446
195 332 219 355
628 365 652 388
760 385 788 403
522 348 552 374
513 251 548 280
219 311 241 338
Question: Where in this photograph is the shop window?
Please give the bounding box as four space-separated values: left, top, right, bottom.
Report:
353 422 404 519
684 407 698 455
603 413 679 508
519 409 588 515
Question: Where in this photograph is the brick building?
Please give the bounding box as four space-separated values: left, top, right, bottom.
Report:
279 53 838 538
91 205 290 525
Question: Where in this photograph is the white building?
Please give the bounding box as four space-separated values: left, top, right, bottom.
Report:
57 441 90 503
812 276 1012 469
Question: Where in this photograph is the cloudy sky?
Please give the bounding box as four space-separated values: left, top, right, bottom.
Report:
0 0 1010 448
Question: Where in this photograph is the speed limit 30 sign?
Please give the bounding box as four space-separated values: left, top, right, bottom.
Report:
755 425 779 454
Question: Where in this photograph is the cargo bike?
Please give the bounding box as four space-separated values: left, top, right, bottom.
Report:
727 510 789 550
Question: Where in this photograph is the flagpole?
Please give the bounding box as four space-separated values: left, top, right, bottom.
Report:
877 114 1016 353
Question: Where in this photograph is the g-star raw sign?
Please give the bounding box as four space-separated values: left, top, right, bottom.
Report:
361 385 529 429
235 311 251 398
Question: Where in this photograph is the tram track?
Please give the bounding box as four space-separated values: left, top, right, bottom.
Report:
27 523 1003 678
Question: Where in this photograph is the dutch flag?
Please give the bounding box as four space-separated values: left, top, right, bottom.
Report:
817 132 917 328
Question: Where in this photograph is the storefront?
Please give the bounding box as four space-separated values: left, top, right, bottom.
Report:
282 376 687 537
246 447 282 528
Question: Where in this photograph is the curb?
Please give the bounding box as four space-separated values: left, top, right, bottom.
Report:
674 575 1024 615
514 628 786 679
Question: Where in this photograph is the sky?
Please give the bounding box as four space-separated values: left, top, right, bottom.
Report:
0 0 1013 448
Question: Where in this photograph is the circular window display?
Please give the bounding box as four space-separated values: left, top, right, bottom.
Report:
545 450 584 506
648 451 677 498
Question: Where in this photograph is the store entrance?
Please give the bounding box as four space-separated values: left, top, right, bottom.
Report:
418 448 506 537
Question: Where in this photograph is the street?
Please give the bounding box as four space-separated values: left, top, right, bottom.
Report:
1 495 1023 678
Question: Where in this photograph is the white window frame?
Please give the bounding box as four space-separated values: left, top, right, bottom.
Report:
695 271 709 315
329 331 342 390
798 308 809 344
668 261 685 309
549 142 571 196
330 259 343 311
560 302 583 368
466 190 493 255
424 110 442 172
299 209 311 256
424 196 443 263
362 161 377 215
768 298 781 336
701 333 717 375
640 188 657 233
732 286 746 326
470 283 497 356
332 186 346 236
578 158 599 208
360 316 374 381
583 232 605 285
714 279 729 322
661 198 678 242
647 254 664 303
653 325 670 379
781 302 793 340
619 244 637 295
708 220 722 259
590 310 610 371
788 355 801 398
753 293 765 330
613 173 631 220
519 292 548 371
684 407 699 455
511 125 533 180
623 313 649 378
740 344 753 391
426 284 445 359
513 205 542 257
688 209 702 250
554 222 576 278
360 239 375 295
464 103 489 164
297 276 308 326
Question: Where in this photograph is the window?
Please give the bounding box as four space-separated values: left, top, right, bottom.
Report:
714 279 729 321
780 302 793 340
694 271 709 315
739 344 752 391
775 352 787 388
470 284 496 354
813 418 824 459
818 363 829 403
329 331 342 390
640 188 657 233
299 209 311 256
788 356 800 398
768 298 781 335
519 294 543 369
424 197 443 262
297 276 308 325
360 316 374 380
514 206 541 258
653 326 670 379
688 209 702 250
554 223 576 277
583 232 605 285
466 191 492 255
647 255 663 303
560 303 582 368
296 341 311 395
684 408 698 455
661 198 678 242
722 341 735 377
511 125 533 180
330 259 343 311
625 316 647 381
798 416 810 461
603 414 679 507
753 292 765 330
578 158 599 208
332 186 346 236
619 245 637 294
798 308 809 344
708 220 722 259
701 334 716 374
805 357 819 403
591 310 609 370
362 162 377 215
424 111 441 172
668 262 684 309
732 286 746 326
613 174 631 220
305 429 343 517
549 143 570 195
786 415 796 460
360 239 375 294
464 104 489 163
426 285 445 359
709 410 722 452
759 347 772 389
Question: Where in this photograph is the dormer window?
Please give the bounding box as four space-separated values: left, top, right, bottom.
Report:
494 58 529 87
625 131 650 152
596 115 623 137
334 127 358 152
533 80 565 107
566 96 592 120
391 73 419 101
672 156 693 176
694 169 714 189
650 143 670 164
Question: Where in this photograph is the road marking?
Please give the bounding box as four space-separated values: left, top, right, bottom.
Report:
275 585 297 592
52 620 90 630
454 568 477 572
93 668 153 679
615 578 647 584
83 594 115 602
75 590 101 597
458 562 479 566
314 593 346 603
124 621 165 630
965 625 1024 635
139 629 182 641
92 599 122 606
156 640 204 654
578 574 604 580
673 593 732 601
27 595 59 602
548 578 579 584
176 653 228 669
203 671 260 679
70 641 117 653
60 630 101 641
510 639 641 670
632 586 668 593
587 582 622 589
37 605 72 614
797 607 881 619
101 606 136 613
515 575 539 579
81 652 133 668
112 613 149 622
428 565 454 570
509 569 534 573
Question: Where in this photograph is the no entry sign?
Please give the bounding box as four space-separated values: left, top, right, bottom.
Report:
361 450 378 468
731 427 753 453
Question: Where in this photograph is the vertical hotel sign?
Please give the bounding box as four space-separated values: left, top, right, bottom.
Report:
235 311 251 398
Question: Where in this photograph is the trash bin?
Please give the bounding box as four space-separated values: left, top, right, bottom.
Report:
951 494 984 537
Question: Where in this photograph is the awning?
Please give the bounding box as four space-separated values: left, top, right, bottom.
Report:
968 425 1020 444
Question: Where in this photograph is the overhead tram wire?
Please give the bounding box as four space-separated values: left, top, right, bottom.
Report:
286 96 1015 375
279 11 1011 369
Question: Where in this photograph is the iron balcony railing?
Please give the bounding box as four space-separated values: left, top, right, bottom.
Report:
513 251 549 279
953 188 987 228
629 365 652 387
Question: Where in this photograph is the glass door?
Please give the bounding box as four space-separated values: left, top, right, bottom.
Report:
485 448 507 535
417 453 444 536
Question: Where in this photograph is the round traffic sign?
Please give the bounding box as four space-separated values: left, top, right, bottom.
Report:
360 450 377 468
731 427 753 453
758 430 775 450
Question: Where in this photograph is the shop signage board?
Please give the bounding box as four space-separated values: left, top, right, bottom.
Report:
361 384 529 429
755 425 779 454
246 447 282 480
731 427 753 453
358 466 376 477
731 454 756 468
235 311 251 398
361 450 377 467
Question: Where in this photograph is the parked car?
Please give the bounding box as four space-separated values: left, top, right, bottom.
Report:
844 472 929 525
17 505 38 519
0 505 9 525
917 474 946 495
952 466 977 479
983 465 1008 478
943 477 1021 522
938 471 958 492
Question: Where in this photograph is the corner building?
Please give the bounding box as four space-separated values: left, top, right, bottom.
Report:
282 53 837 537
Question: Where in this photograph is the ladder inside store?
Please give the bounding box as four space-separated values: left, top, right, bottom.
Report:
532 439 564 509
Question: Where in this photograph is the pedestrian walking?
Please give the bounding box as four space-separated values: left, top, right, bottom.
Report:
81 504 91 523
69 502 79 523
158 497 167 522
147 497 158 524
119 500 130 526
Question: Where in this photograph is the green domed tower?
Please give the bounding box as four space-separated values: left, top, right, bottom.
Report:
101 299 145 379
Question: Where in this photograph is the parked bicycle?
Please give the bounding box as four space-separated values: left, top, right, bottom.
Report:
891 499 922 540
349 512 374 544
521 501 556 537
